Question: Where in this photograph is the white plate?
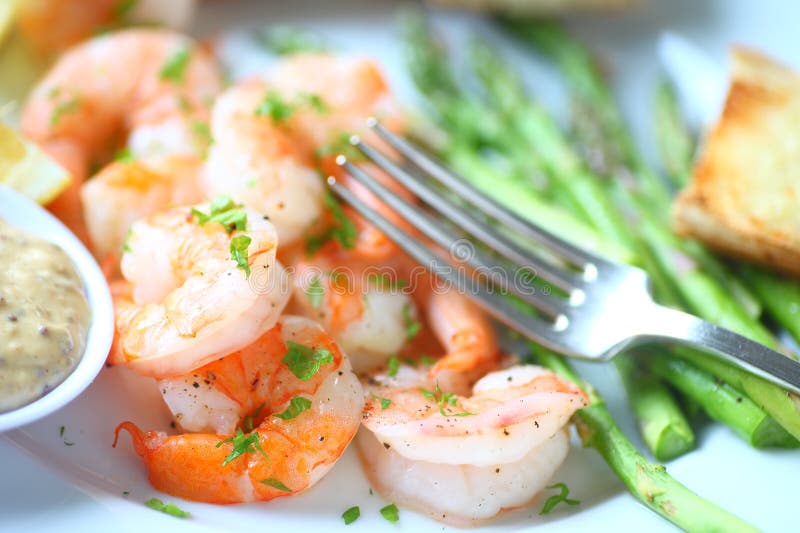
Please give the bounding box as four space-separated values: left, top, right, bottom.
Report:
2 1 800 531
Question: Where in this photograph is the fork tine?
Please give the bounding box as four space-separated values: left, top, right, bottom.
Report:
337 158 568 318
348 138 583 293
368 119 609 275
327 175 567 350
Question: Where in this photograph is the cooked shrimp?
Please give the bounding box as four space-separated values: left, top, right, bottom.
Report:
263 54 403 156
114 201 290 377
81 157 204 260
358 364 588 526
202 79 324 246
18 0 197 56
20 29 223 242
203 54 404 248
289 247 422 373
424 289 501 377
114 316 364 503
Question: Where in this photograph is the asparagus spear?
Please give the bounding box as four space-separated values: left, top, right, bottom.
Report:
654 79 695 186
616 353 696 461
530 344 757 532
651 352 798 448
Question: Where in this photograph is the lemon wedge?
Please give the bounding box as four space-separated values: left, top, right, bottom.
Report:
0 0 20 46
0 121 71 204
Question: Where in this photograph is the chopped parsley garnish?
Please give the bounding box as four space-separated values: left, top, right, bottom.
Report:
144 497 190 518
420 381 474 417
254 91 296 122
242 404 264 433
386 355 399 377
114 0 138 19
192 194 248 234
305 192 357 254
160 46 191 83
420 354 435 367
230 235 252 278
59 425 75 446
314 132 364 161
122 228 133 253
367 273 407 291
216 428 268 466
254 91 329 122
306 276 325 308
539 483 580 515
372 394 391 410
298 92 329 113
256 26 329 55
114 147 134 163
380 503 399 523
192 120 213 156
402 304 421 340
342 506 360 525
50 97 80 127
261 478 292 492
273 396 312 420
281 341 334 381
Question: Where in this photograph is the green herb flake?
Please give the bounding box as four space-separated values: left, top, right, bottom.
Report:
380 503 400 523
254 91 296 122
59 425 75 446
420 354 435 367
298 93 329 114
144 497 190 518
122 228 133 253
192 194 248 234
367 273 408 291
114 0 138 19
242 403 264 433
314 132 364 161
273 396 312 420
539 483 580 515
342 506 360 525
216 428 268 466
50 97 80 127
261 478 292 492
386 355 399 377
281 341 334 380
402 304 421 340
420 381 474 417
305 192 357 254
114 147 134 163
230 235 252 278
160 46 191 83
306 277 325 308
122 491 130 497
371 394 391 410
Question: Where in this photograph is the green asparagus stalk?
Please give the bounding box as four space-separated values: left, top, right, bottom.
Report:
530 344 757 532
651 352 798 447
616 353 695 461
654 79 695 186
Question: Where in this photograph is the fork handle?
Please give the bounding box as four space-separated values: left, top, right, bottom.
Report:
646 306 800 395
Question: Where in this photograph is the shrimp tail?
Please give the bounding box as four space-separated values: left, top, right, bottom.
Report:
113 421 164 459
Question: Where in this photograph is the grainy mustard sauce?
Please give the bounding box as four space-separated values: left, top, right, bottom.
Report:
0 218 90 412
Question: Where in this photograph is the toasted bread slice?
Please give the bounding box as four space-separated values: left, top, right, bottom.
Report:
673 48 800 276
428 0 637 14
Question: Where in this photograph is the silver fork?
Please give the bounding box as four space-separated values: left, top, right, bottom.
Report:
327 119 800 395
